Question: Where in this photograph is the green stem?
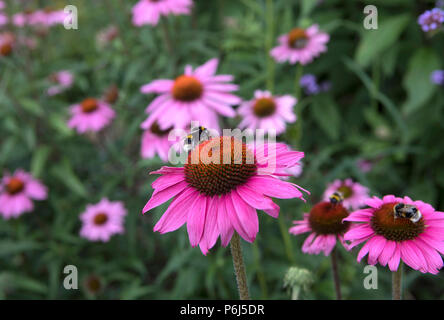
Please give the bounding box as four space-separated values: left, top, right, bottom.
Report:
330 247 342 300
252 240 268 299
277 215 296 264
392 262 403 300
160 17 174 56
230 233 250 300
265 0 275 92
294 64 304 148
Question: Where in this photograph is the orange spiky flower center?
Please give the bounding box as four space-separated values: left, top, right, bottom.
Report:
93 212 108 226
287 28 308 49
0 43 12 56
337 185 353 199
81 98 99 113
172 75 203 102
253 97 276 118
308 202 350 235
150 122 171 136
184 136 257 196
6 177 25 195
370 203 425 241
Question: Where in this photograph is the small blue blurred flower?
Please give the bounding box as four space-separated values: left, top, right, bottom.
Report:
430 70 444 85
418 8 444 32
300 74 330 96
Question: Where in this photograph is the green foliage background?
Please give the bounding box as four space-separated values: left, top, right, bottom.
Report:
0 0 443 299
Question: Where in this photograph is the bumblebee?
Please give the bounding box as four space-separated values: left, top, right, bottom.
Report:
183 126 211 152
329 192 344 204
393 203 422 223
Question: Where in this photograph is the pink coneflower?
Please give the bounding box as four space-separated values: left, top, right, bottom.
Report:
290 201 350 256
143 137 308 255
0 32 14 56
0 13 7 27
141 122 174 162
344 195 444 275
270 25 329 65
132 0 193 26
238 90 296 136
323 179 369 211
67 98 115 134
79 198 127 242
0 170 47 219
140 58 240 131
47 70 74 96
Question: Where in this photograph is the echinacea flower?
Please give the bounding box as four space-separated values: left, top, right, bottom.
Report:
79 198 127 242
238 90 296 136
0 169 47 219
143 137 308 255
132 0 193 27
140 58 240 131
343 195 444 274
0 12 7 27
0 32 14 56
270 25 329 65
323 179 369 211
289 200 350 256
67 98 115 134
430 70 444 85
141 122 174 162
418 8 444 32
47 70 74 96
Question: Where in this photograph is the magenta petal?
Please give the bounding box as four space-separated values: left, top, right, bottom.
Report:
217 195 234 247
230 192 259 242
143 180 188 213
236 185 279 217
367 236 386 265
202 196 220 251
153 188 198 233
388 244 401 271
378 240 396 266
187 195 208 247
223 194 251 242
248 175 304 199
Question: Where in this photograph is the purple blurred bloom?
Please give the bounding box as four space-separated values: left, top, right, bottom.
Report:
418 8 444 32
300 74 330 96
431 70 444 85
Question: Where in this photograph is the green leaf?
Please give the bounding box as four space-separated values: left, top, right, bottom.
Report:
31 145 51 178
51 158 87 198
355 14 410 67
19 98 44 117
0 241 41 257
402 48 440 115
310 95 341 141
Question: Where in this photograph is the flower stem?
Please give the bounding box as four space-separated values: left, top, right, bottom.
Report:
230 233 250 300
265 0 275 92
160 17 174 56
392 262 403 300
330 247 342 300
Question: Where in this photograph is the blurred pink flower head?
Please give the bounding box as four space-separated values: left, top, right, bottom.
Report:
344 195 444 274
0 32 14 56
0 12 8 26
0 169 47 219
67 98 116 134
141 122 175 162
270 25 329 65
132 0 193 26
323 178 369 211
0 1 5 10
47 70 74 96
79 198 127 242
238 90 297 136
143 138 308 255
140 58 240 131
13 8 67 27
289 200 351 256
